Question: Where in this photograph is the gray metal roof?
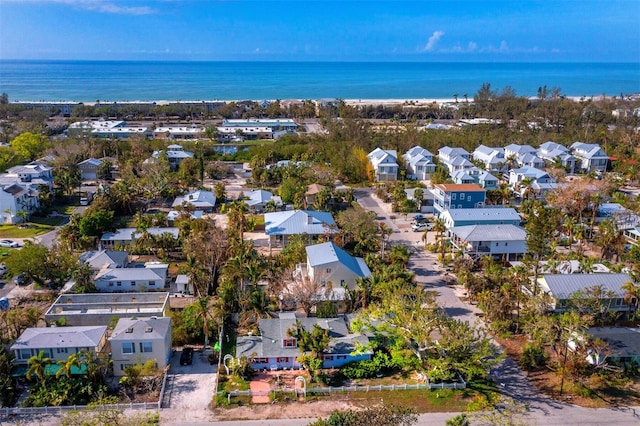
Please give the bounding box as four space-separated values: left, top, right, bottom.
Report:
82 250 128 269
306 242 371 278
111 317 171 341
95 266 165 281
264 210 336 236
587 327 640 358
10 326 107 351
449 224 526 242
101 227 179 242
444 208 521 222
539 273 634 299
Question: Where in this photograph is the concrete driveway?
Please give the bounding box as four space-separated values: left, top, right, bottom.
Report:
162 347 218 423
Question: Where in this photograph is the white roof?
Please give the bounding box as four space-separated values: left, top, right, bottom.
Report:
172 190 216 208
264 210 336 236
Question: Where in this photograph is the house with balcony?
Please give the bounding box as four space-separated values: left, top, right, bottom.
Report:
235 312 372 370
11 326 108 366
297 242 371 291
368 148 398 181
504 144 546 169
5 163 54 190
110 317 172 376
570 142 609 173
537 273 636 314
451 167 498 189
472 145 506 172
433 183 486 217
449 224 527 261
403 146 436 180
439 207 521 228
0 182 39 224
537 141 576 173
508 167 557 199
264 210 337 248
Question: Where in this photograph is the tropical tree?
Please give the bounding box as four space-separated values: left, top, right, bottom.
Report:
622 280 640 321
56 353 82 379
26 350 53 381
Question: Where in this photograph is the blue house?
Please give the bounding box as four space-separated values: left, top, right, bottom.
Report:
433 183 486 217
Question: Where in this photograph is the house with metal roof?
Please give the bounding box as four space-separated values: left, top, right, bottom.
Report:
583 327 640 366
93 262 168 292
449 224 527 261
537 273 636 313
472 145 506 172
368 148 399 181
100 227 180 248
80 249 129 270
300 242 371 290
570 142 608 173
110 317 172 376
222 118 297 131
77 158 103 181
0 182 39 224
440 207 521 229
243 189 283 212
149 144 194 170
537 141 576 173
451 167 498 189
508 167 557 199
264 210 337 248
403 146 436 180
153 125 205 140
433 183 486 217
68 120 150 139
11 326 108 365
235 312 371 370
172 190 216 211
45 292 170 327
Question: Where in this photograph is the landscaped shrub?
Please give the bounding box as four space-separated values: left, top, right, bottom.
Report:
341 351 392 379
521 342 548 371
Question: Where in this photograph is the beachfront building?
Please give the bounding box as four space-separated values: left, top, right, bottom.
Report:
508 167 557 199
67 120 150 139
235 313 372 371
110 317 172 376
537 141 576 173
368 148 399 181
216 125 273 141
222 118 298 132
449 224 527 261
153 125 205 140
472 145 506 172
570 142 609 173
433 183 486 217
403 146 436 180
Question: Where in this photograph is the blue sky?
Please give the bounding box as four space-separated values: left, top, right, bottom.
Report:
1 0 638 62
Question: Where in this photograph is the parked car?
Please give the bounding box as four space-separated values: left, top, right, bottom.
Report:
0 240 19 248
0 264 6 277
14 273 30 286
180 347 194 366
413 214 428 224
412 222 433 232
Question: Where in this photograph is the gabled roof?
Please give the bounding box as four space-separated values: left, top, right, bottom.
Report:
172 190 216 208
539 141 569 154
306 242 371 278
245 189 281 207
505 144 536 155
81 249 128 269
405 146 433 159
510 166 551 180
111 317 171 341
450 156 474 167
94 265 166 281
2 183 28 197
305 184 327 196
438 146 470 158
264 210 336 236
450 224 526 242
100 227 180 242
78 158 103 167
570 142 607 158
473 145 505 159
539 273 634 300
10 326 107 351
443 208 521 223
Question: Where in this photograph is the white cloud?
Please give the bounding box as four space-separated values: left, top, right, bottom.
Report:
7 0 156 15
423 30 444 52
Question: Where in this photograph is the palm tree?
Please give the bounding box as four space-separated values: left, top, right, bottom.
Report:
518 177 535 201
223 200 249 241
26 350 53 381
378 222 392 256
432 218 447 265
56 353 82 379
622 280 640 321
589 193 603 239
563 216 576 250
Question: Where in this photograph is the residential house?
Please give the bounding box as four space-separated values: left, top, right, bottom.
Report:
80 249 128 270
153 126 205 140
11 326 108 365
403 146 436 180
297 241 371 291
367 148 399 181
264 210 337 248
110 317 172 376
582 327 640 366
175 275 194 295
537 273 636 313
439 207 521 228
167 210 204 225
451 167 498 189
5 163 54 190
449 224 527 261
243 189 282 212
404 187 434 213
438 146 472 174
93 262 168 292
570 142 609 173
596 203 640 230
433 183 486 217
100 227 179 248
472 145 506 172
77 158 103 181
217 125 273 140
304 184 328 209
0 183 39 224
624 227 640 246
172 190 216 212
508 167 557 199
150 145 194 171
504 144 545 169
44 292 170 327
537 141 576 173
235 312 371 370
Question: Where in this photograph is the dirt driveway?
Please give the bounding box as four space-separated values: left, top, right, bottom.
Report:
161 348 218 424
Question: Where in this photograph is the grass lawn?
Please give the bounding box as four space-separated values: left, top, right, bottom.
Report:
0 223 57 238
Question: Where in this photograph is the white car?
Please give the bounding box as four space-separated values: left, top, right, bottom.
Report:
0 240 19 248
412 222 433 232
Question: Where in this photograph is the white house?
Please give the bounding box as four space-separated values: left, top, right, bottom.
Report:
368 148 399 181
301 242 371 290
451 167 498 189
153 126 205 140
5 163 54 190
508 167 557 198
0 183 39 224
93 262 168 292
243 189 283 212
80 249 129 270
11 326 108 365
150 144 194 170
504 144 546 169
438 146 471 174
537 141 576 173
77 158 103 181
100 227 180 248
264 210 337 248
235 312 371 371
472 145 505 172
570 142 609 173
403 146 436 180
172 190 216 211
449 224 527 261
110 317 172 376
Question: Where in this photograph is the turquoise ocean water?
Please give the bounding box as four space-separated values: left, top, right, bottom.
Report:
0 60 638 102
